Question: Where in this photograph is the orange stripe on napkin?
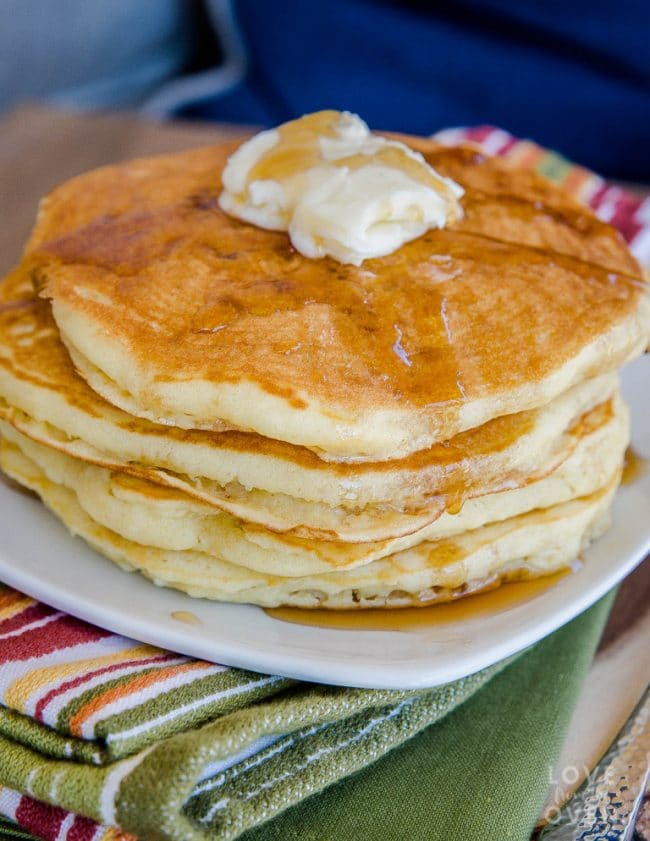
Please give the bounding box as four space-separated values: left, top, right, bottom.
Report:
69 661 209 737
5 645 161 713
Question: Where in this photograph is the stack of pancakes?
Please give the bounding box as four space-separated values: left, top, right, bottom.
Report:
1 137 649 608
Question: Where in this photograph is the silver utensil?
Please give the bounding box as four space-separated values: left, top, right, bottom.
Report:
538 686 650 840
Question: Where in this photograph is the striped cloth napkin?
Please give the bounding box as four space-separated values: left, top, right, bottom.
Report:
0 583 511 840
435 125 650 266
0 127 648 841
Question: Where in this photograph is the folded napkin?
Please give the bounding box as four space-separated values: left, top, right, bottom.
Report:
0 586 617 841
0 128 648 841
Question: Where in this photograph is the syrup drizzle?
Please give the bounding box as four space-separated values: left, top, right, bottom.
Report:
265 569 571 632
621 446 648 486
170 610 202 626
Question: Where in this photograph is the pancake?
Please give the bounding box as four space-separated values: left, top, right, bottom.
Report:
0 388 627 577
0 437 617 608
1 118 647 611
0 267 621 541
27 138 650 459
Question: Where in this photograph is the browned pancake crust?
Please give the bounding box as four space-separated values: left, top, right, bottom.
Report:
23 138 646 427
0 266 617 492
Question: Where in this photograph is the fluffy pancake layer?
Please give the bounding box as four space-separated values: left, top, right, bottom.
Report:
27 139 650 459
0 389 628 578
0 435 618 608
0 269 622 541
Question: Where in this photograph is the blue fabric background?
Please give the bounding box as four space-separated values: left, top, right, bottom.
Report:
184 0 650 180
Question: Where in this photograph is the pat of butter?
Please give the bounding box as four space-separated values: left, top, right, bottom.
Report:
219 110 464 266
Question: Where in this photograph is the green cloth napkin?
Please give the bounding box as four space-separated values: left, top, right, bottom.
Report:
0 592 614 841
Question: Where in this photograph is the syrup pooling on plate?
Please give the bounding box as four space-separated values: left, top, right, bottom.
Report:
621 447 649 485
170 610 202 626
265 569 572 631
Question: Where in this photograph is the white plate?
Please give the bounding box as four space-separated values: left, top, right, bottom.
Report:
0 357 648 690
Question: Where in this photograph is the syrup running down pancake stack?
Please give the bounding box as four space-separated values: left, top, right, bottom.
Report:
1 118 649 608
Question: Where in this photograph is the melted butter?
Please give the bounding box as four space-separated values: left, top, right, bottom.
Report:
621 446 648 485
265 569 571 631
221 110 463 265
248 111 333 182
170 610 202 626
250 112 455 197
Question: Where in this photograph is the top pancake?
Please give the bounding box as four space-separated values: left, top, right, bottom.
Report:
26 135 650 459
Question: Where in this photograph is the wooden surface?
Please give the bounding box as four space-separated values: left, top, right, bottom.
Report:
0 103 648 831
0 104 250 275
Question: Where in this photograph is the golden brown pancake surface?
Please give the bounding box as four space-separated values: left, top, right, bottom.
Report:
24 138 650 458
0 268 618 516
